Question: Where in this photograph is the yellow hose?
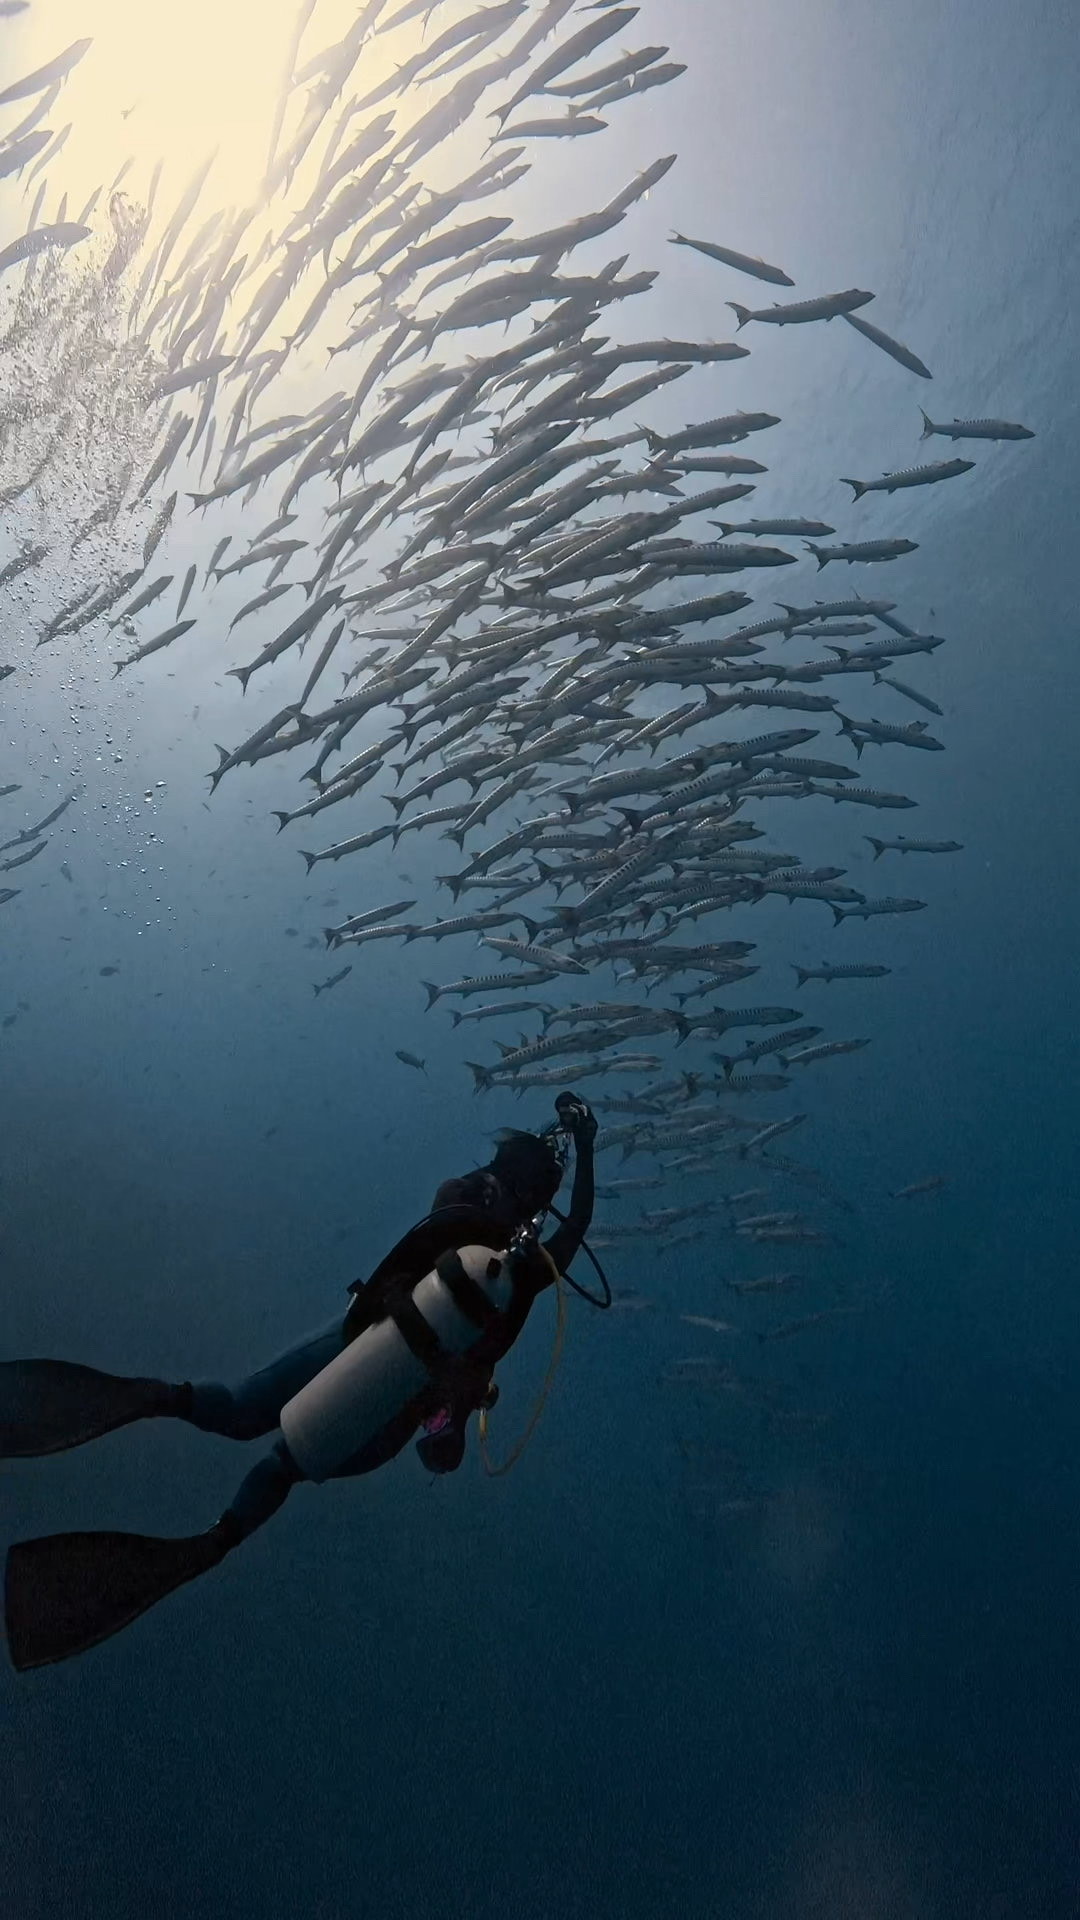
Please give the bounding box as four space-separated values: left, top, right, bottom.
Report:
479 1249 566 1478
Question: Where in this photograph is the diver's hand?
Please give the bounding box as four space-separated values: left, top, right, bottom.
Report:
429 1350 497 1411
556 1091 597 1145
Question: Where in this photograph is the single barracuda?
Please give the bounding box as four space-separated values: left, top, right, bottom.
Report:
0 38 92 109
806 538 918 568
840 458 974 498
839 716 944 753
108 576 173 626
792 962 891 984
919 410 1033 441
778 1038 870 1066
728 289 874 328
865 836 962 857
831 897 926 924
809 783 917 808
313 966 352 996
0 221 90 275
423 971 561 1006
113 619 196 674
0 787 81 850
642 412 780 454
670 233 794 286
299 826 395 872
714 519 835 537
449 1000 555 1026
0 840 47 872
841 311 932 378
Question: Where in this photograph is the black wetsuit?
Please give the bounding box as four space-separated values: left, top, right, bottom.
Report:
184 1129 595 1523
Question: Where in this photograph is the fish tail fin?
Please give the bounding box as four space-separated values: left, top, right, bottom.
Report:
792 967 809 988
866 837 885 859
640 427 665 455
386 793 410 819
552 905 579 931
422 981 441 1010
672 1014 691 1046
919 408 935 439
616 805 645 835
299 850 318 873
806 544 826 569
186 492 213 509
226 666 254 693
839 478 866 500
466 1061 492 1092
776 1054 790 1070
726 302 752 330
323 929 339 949
714 523 733 536
312 983 322 996
518 915 543 942
561 789 581 815
271 811 291 833
831 906 847 927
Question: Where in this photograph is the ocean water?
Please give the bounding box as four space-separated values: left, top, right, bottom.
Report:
1 2 1078 1917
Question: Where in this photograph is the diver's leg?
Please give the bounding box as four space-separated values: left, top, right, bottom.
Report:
212 1438 307 1547
186 1314 347 1441
4 1437 310 1671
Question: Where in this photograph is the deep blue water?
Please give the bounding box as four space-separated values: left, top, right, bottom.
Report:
2 2 1079 1916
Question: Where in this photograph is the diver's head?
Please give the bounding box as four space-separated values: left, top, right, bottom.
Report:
491 1129 563 1219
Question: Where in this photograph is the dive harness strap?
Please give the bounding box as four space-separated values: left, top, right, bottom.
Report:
383 1248 504 1371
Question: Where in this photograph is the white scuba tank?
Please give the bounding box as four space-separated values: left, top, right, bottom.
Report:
279 1244 515 1483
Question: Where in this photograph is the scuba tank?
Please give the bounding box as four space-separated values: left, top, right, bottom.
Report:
281 1099 584 1484
280 1243 519 1483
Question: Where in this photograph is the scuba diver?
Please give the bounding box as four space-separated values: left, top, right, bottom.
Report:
2 1091 597 1671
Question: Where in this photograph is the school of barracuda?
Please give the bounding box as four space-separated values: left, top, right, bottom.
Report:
0 1 1033 1338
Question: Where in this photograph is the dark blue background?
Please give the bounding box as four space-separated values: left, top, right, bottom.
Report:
2 0 1078 1913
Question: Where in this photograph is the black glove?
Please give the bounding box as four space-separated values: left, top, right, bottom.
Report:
556 1091 597 1145
427 1351 497 1411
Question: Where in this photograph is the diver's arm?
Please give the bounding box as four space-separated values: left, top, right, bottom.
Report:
540 1096 596 1280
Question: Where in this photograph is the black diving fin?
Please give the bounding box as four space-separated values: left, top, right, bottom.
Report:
0 1359 184 1457
5 1516 239 1670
